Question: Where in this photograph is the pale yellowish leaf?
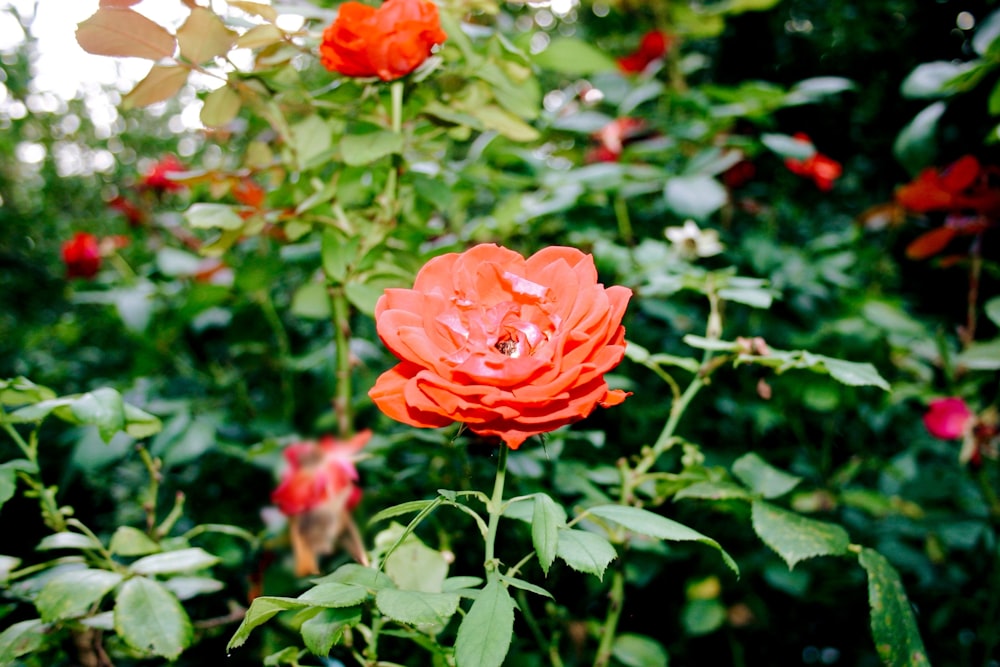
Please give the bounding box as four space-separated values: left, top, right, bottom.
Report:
76 8 176 60
122 65 189 109
200 85 241 127
177 8 235 65
236 24 284 50
227 1 279 23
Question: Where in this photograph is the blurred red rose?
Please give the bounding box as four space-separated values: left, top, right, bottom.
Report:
368 244 632 449
587 117 646 163
108 195 146 227
319 0 447 82
923 397 972 440
784 133 842 191
62 232 102 279
895 155 1000 217
232 178 265 209
617 29 670 74
142 155 185 192
271 431 369 516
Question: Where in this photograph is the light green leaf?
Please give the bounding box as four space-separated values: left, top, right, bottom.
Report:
290 115 333 170
682 335 740 352
0 377 56 406
340 130 404 166
300 607 362 656
291 281 331 320
894 102 945 174
985 297 1000 327
532 37 617 74
71 388 126 443
587 505 738 574
129 547 220 575
674 480 752 502
109 526 160 557
760 132 814 160
717 286 773 309
973 8 1000 56
732 453 802 499
555 528 617 580
321 229 359 283
229 597 309 650
613 633 670 667
498 574 553 599
114 577 193 660
900 61 972 98
751 500 850 569
664 174 728 221
297 582 370 608
0 554 21 583
37 568 123 622
37 532 102 551
858 548 930 667
468 104 540 142
312 563 396 591
0 619 49 663
681 598 727 636
162 576 225 600
956 339 1000 370
532 493 565 576
200 85 241 128
184 203 245 230
454 578 515 667
375 589 460 628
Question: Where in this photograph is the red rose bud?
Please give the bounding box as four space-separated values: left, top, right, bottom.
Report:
62 232 102 280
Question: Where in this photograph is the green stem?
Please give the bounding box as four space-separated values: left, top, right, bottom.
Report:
383 80 405 219
1 419 34 462
137 444 161 535
614 194 634 246
483 445 509 574
330 286 354 439
258 290 295 424
592 567 626 667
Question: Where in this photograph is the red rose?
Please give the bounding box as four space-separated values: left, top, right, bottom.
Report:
784 133 842 191
895 155 1000 217
142 155 185 192
271 431 370 516
62 232 102 280
617 30 670 74
923 397 972 440
319 0 447 82
368 244 632 449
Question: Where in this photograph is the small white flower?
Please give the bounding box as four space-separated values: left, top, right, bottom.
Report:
664 219 724 258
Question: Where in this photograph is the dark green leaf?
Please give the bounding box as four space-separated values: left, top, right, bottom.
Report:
0 619 49 663
375 589 460 628
674 481 752 502
751 500 850 569
858 548 930 667
613 633 670 667
555 528 617 580
531 493 565 576
114 577 193 660
893 102 945 174
732 453 802 499
454 578 515 667
300 607 362 656
37 568 123 622
297 582 370 608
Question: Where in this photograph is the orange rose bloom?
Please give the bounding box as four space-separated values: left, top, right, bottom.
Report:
368 244 632 449
319 0 447 82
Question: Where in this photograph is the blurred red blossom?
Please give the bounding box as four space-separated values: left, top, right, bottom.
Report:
722 159 756 189
895 155 1000 217
142 154 186 192
784 133 842 191
272 431 369 516
232 178 266 209
923 397 972 440
586 117 647 163
617 29 670 74
108 195 146 227
319 0 447 81
61 232 128 280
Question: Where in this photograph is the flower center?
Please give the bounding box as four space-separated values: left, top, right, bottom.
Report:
495 333 521 358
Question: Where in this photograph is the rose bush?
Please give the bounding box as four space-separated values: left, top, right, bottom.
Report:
368 244 631 449
319 0 447 81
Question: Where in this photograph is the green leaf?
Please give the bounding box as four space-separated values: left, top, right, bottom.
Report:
162 576 225 600
129 547 220 575
0 619 49 663
229 597 309 650
0 460 34 511
613 632 670 667
760 132 814 160
498 574 553 599
200 84 241 128
312 563 396 590
681 598 727 636
37 568 123 622
0 555 21 583
114 577 193 660
555 528 617 580
297 582 370 608
663 174 728 221
340 129 404 166
184 203 245 230
300 607 362 656
0 377 55 406
751 500 850 569
109 527 160 556
454 578 515 667
586 505 738 575
986 297 1000 327
900 61 972 99
893 102 945 174
291 281 331 319
732 453 802 499
973 8 1000 56
321 229 359 283
468 104 540 142
37 531 102 551
682 335 740 352
290 115 333 170
956 339 1000 370
71 388 126 443
735 348 890 391
375 589 460 628
717 286 774 309
532 37 617 74
820 357 891 390
858 548 930 667
674 480 752 502
531 493 565 576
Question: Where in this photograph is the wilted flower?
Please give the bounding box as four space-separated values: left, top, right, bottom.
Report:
923 397 972 440
665 220 724 258
272 431 370 576
319 0 447 82
784 133 842 191
142 155 186 193
617 29 670 74
368 244 632 449
586 117 647 163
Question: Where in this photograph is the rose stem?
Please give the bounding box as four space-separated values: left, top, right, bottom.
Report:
483 444 509 575
965 234 983 347
330 285 353 439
